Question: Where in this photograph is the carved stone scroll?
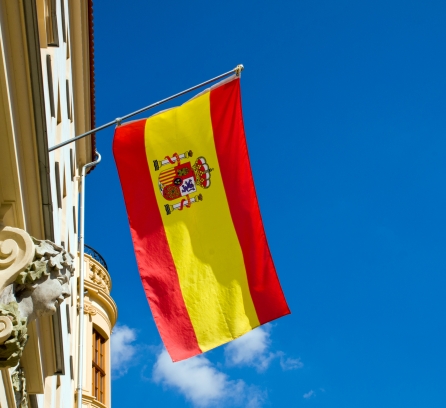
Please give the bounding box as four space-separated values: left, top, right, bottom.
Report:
0 315 13 343
0 227 35 293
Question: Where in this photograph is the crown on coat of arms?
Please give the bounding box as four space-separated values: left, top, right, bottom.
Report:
193 157 213 189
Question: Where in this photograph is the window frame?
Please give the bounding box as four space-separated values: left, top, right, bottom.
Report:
92 329 106 403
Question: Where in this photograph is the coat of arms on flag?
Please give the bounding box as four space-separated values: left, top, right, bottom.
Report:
153 151 213 215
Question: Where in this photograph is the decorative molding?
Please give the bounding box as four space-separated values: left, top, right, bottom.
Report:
88 262 111 293
84 303 97 316
78 300 97 316
81 392 108 408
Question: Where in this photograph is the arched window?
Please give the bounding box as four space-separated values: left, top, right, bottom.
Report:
92 329 106 403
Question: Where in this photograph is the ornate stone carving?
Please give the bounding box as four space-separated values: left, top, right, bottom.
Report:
0 314 13 343
14 238 74 322
16 238 74 285
0 302 27 368
78 300 97 316
0 227 75 368
89 263 111 293
84 303 97 316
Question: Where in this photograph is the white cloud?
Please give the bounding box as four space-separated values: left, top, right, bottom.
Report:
245 389 267 408
153 349 265 408
279 355 304 371
111 325 137 378
224 326 303 373
224 326 275 372
303 390 315 399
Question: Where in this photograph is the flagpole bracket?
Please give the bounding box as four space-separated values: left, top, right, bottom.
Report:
235 64 244 77
115 117 122 127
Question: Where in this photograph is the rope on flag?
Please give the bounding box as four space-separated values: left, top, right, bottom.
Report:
113 75 290 361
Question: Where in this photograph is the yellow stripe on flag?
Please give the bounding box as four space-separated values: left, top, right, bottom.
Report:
144 91 260 351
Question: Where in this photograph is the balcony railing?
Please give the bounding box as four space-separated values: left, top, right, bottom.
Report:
84 244 108 270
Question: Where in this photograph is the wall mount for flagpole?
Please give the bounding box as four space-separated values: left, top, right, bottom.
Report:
48 64 245 152
235 64 244 77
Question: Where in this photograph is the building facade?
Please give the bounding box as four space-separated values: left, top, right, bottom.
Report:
0 1 116 407
81 249 117 408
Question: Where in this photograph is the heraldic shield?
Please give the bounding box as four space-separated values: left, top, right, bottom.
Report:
153 151 213 215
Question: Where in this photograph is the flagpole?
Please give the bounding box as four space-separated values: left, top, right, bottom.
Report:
48 64 244 152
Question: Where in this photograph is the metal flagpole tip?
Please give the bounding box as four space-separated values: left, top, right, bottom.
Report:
235 64 244 77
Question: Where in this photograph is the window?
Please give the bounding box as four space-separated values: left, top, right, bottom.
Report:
46 55 55 117
45 0 59 46
60 0 66 43
92 329 106 403
66 79 72 120
54 161 62 209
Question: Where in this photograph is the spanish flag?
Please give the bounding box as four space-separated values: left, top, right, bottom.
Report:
113 76 290 361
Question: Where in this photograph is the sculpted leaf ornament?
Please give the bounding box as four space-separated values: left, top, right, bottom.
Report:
15 238 74 287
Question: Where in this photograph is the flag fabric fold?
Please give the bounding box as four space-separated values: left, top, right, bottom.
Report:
113 76 290 361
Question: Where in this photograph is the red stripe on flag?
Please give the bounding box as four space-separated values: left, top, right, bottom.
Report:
113 119 201 361
210 79 290 324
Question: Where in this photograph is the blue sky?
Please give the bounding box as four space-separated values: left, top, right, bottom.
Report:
86 1 446 406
